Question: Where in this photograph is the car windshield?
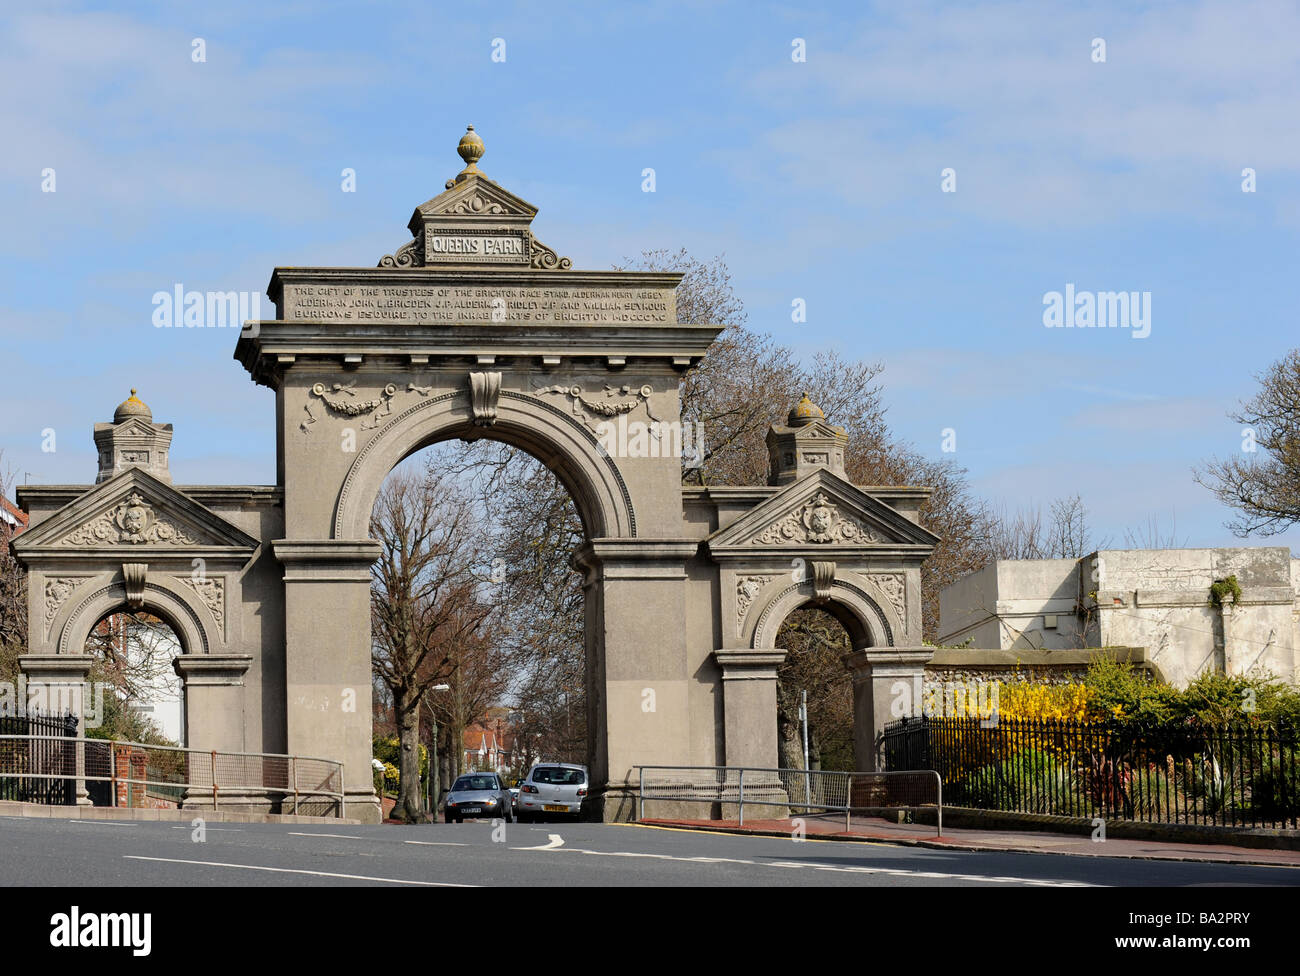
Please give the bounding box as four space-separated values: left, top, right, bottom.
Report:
452 775 497 792
531 767 585 785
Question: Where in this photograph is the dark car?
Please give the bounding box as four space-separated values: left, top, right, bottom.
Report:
443 772 513 823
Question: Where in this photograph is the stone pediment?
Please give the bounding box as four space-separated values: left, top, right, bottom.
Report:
98 416 168 438
706 469 939 553
412 174 539 222
13 468 259 557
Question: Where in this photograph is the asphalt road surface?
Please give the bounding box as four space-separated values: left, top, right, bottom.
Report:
1 816 1296 887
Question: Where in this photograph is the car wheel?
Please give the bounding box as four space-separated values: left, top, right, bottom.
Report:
443 813 453 824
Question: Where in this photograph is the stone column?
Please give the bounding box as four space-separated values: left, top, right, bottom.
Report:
173 655 252 752
713 650 785 769
573 539 699 822
273 540 381 823
843 647 933 772
173 655 254 812
18 654 96 805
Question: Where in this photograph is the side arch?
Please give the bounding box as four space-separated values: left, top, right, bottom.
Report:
332 389 636 540
750 577 899 650
56 579 211 657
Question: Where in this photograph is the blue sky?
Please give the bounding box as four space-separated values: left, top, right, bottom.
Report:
3 0 1299 552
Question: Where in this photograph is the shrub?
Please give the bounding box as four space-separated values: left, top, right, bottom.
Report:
960 748 1075 815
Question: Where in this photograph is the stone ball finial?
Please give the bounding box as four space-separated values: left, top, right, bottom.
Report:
787 390 825 427
448 125 486 186
114 387 152 424
458 124 485 165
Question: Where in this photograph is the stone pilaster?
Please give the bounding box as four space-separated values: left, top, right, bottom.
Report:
273 539 381 823
843 647 934 772
713 649 786 769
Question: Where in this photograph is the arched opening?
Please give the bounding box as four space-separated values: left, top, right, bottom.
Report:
774 606 855 772
367 434 590 821
83 609 186 747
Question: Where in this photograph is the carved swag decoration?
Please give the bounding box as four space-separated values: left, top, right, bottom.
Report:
750 492 882 546
61 494 199 547
536 383 664 428
300 381 435 434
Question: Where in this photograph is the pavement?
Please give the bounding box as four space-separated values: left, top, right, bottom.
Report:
1 814 1298 886
643 812 1300 868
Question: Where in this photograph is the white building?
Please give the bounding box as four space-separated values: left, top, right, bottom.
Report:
938 548 1300 687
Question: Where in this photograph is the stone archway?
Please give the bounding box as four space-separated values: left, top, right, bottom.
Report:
332 384 635 542
16 128 940 823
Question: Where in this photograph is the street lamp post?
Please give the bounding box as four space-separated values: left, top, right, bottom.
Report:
423 684 451 816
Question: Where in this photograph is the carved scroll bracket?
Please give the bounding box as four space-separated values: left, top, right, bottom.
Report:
469 371 502 426
122 563 147 610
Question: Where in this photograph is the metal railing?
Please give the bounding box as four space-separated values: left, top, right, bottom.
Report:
881 715 1300 830
0 735 347 819
635 765 943 837
0 712 78 804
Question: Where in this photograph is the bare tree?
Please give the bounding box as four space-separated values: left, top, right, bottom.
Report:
1196 349 1300 536
370 463 495 822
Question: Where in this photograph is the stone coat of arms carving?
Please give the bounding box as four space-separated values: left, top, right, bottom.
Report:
751 492 882 546
61 493 199 547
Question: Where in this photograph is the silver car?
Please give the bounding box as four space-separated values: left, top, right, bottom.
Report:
443 772 513 824
516 763 588 822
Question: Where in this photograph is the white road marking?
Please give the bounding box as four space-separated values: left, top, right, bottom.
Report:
508 844 1095 886
66 820 139 827
123 855 476 886
513 833 565 851
287 831 365 839
405 840 469 847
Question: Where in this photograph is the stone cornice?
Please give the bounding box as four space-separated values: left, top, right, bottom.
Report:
236 322 721 390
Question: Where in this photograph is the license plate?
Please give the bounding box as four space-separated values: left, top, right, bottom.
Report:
462 807 482 813
543 804 568 812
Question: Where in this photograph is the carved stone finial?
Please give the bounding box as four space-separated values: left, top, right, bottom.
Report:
449 125 486 187
114 388 152 424
787 391 825 427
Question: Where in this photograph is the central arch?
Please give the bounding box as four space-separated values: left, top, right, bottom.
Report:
333 389 636 541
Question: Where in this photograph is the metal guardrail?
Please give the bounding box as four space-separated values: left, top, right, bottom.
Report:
0 735 346 819
634 765 943 837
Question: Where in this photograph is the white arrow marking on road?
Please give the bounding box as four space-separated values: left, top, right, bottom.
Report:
123 855 477 886
514 833 565 851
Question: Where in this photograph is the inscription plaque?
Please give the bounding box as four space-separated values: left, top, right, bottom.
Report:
281 283 675 325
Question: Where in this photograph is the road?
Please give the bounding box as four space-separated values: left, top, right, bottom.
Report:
1 815 1297 886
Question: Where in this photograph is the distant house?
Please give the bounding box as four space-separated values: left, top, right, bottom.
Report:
462 709 521 774
1 496 28 537
938 548 1300 687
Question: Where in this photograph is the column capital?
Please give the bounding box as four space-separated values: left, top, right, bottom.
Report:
713 648 786 680
571 538 700 579
19 654 96 679
842 646 933 679
273 539 381 582
173 654 254 687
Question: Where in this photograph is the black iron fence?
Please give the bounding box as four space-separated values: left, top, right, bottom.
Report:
0 711 77 805
881 715 1300 830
